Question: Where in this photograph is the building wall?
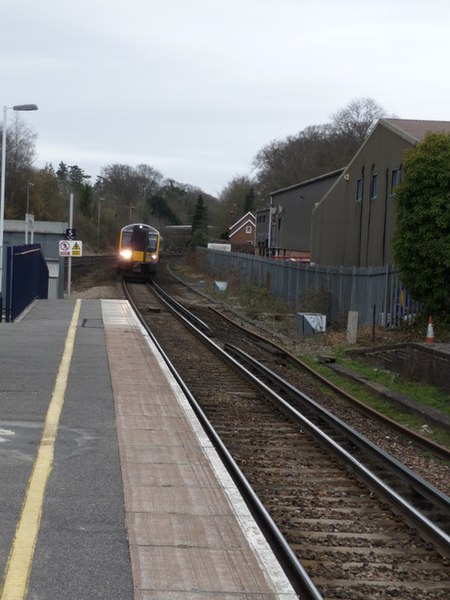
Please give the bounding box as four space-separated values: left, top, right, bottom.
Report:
4 220 68 260
230 223 255 245
311 125 414 267
269 171 342 257
256 209 270 256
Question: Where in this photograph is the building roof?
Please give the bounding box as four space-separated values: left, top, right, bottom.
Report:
5 219 68 234
312 117 450 215
271 168 345 197
381 118 450 144
229 212 255 232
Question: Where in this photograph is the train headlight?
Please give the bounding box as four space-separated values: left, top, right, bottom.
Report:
151 253 158 261
120 249 132 260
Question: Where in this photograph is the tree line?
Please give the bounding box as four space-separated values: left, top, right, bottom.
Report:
214 97 387 236
0 119 217 252
2 97 448 322
1 97 387 251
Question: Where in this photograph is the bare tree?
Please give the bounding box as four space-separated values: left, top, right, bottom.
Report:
330 97 386 146
0 115 37 218
251 98 390 200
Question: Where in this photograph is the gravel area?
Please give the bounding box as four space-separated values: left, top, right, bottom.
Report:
71 284 124 299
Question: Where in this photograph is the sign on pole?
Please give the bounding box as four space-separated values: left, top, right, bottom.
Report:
59 240 83 257
71 241 82 256
59 240 71 256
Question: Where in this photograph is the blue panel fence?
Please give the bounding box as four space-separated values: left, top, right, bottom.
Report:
3 244 49 322
200 248 420 328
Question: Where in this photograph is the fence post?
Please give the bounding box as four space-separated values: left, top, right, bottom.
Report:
372 304 376 342
5 246 12 322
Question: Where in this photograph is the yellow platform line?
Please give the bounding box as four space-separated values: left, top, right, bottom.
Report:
1 300 82 600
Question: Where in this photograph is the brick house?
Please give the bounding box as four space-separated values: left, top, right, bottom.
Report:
229 212 256 251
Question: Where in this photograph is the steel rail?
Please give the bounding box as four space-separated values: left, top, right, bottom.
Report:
217 343 450 557
123 280 324 599
225 344 450 521
150 281 212 336
146 282 450 557
208 305 450 462
134 279 450 557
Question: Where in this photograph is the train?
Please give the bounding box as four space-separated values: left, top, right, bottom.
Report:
117 223 162 281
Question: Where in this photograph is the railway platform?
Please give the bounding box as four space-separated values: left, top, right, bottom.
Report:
0 298 297 599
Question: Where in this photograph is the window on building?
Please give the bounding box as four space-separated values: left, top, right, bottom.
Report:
370 173 378 200
391 167 402 195
356 178 363 201
245 225 252 234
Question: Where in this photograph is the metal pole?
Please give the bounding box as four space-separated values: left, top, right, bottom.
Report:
0 104 37 296
25 182 29 243
0 105 7 296
25 181 34 244
67 193 73 298
97 197 103 253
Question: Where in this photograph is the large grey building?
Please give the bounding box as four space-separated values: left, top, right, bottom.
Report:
263 169 343 261
311 119 450 267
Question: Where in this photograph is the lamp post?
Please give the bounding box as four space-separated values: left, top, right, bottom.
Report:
0 103 38 296
97 196 104 253
25 180 34 244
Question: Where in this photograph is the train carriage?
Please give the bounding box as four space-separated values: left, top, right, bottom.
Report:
118 223 161 281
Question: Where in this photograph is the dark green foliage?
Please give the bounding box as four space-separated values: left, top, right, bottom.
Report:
217 175 255 236
79 183 94 217
393 133 450 319
148 193 181 225
244 186 255 212
191 194 209 247
57 162 91 190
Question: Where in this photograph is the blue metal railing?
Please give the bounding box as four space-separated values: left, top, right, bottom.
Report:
2 244 49 322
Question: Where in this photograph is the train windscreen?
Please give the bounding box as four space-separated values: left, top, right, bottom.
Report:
122 227 159 252
130 226 148 251
148 233 158 252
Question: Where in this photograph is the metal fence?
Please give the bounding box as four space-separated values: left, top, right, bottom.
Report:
201 249 420 328
3 244 49 322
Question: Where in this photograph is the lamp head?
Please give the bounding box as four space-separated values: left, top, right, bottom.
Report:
12 104 38 111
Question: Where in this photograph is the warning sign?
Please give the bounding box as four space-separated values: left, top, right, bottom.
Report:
59 240 83 257
71 241 82 256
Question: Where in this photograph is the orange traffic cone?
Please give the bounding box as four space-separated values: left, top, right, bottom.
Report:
425 316 435 343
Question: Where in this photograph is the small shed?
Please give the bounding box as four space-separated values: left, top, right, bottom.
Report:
4 219 68 299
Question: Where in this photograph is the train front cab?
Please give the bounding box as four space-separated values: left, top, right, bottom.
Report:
118 223 160 281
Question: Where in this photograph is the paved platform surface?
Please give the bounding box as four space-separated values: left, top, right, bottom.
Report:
0 299 297 599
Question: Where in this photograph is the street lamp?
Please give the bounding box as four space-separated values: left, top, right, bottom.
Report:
25 180 35 244
97 196 104 253
0 103 38 296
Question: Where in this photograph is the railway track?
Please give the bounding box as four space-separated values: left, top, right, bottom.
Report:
123 277 450 598
158 265 450 480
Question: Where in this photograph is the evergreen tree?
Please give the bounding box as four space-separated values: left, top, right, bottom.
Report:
393 133 450 320
148 193 181 225
244 185 255 212
191 194 208 247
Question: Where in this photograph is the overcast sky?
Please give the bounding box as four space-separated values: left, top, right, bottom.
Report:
2 0 449 197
